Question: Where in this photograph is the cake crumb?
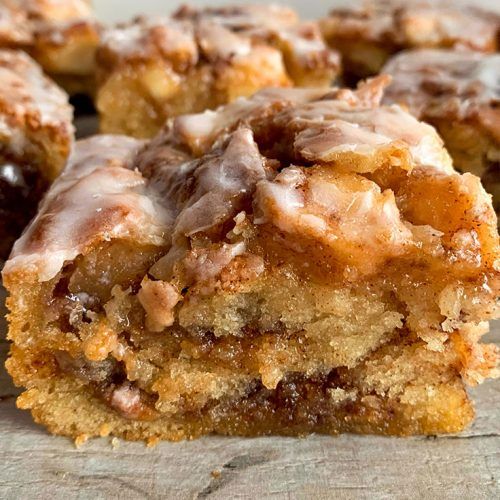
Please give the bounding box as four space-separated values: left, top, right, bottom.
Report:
328 388 358 404
111 437 120 449
147 436 160 448
211 470 221 478
99 423 111 437
74 434 89 448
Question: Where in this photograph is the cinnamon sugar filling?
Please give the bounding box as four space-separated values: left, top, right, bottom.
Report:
34 235 492 424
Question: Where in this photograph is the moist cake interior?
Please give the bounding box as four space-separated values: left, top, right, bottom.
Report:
4 78 499 441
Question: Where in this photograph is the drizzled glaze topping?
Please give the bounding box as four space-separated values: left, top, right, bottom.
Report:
383 49 500 142
4 136 166 281
0 49 73 165
0 1 32 46
174 76 453 171
0 0 95 49
0 50 72 124
322 0 499 52
99 4 339 78
99 17 198 70
5 77 498 284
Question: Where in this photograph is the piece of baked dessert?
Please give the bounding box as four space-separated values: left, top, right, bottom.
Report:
382 49 500 218
0 49 73 259
320 0 500 82
96 4 340 138
0 0 99 95
4 77 499 442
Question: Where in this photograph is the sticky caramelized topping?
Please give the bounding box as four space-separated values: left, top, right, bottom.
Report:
7 76 499 287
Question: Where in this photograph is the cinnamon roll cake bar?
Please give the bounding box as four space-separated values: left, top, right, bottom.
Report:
0 0 99 95
0 49 73 259
96 4 340 138
3 77 499 442
320 0 499 81
382 49 500 219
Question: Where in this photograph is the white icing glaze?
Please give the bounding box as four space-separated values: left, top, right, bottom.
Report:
383 49 500 113
191 4 298 32
101 17 198 66
0 50 73 127
147 128 267 281
396 3 498 51
4 136 167 281
175 77 452 172
182 241 246 284
174 87 334 154
277 23 331 64
289 103 451 170
196 20 251 61
0 2 32 45
383 49 500 142
0 49 73 173
0 0 95 48
186 5 332 66
4 129 266 283
172 128 266 238
254 166 413 274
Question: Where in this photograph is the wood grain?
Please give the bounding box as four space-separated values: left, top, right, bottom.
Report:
0 285 498 499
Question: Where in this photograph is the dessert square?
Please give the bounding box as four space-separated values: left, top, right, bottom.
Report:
3 77 499 442
382 49 500 219
96 4 340 138
0 49 73 259
0 0 99 95
320 0 499 81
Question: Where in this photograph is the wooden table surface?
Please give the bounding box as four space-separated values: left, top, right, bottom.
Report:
0 286 498 499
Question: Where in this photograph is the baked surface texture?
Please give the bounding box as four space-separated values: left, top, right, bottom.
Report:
95 4 340 138
382 49 500 218
3 77 500 442
0 48 73 259
0 0 99 94
320 0 500 81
